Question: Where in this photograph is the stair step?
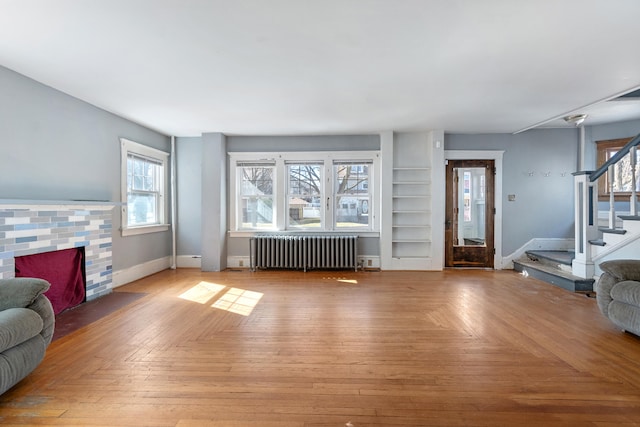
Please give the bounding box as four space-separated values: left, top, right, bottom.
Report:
513 259 594 293
589 239 606 246
599 227 627 235
619 215 640 221
525 250 574 266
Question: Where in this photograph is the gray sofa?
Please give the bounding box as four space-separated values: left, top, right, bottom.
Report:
596 259 640 336
0 278 55 395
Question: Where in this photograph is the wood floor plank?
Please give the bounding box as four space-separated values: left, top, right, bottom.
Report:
2 268 640 426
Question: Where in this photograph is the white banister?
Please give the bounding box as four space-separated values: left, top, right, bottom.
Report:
631 146 637 216
608 164 616 228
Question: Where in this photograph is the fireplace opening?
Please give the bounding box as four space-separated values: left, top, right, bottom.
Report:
15 247 87 315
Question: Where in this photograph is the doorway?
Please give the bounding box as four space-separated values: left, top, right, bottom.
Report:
445 159 495 268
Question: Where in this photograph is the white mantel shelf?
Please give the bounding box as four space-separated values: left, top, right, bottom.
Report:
0 199 124 210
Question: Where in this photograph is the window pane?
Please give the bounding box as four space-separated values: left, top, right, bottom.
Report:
334 163 370 228
611 152 640 192
241 167 273 196
335 164 369 195
605 149 640 193
241 197 274 229
239 166 275 229
128 192 158 226
288 164 322 228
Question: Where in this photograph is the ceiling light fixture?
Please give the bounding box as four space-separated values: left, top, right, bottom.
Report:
563 114 588 127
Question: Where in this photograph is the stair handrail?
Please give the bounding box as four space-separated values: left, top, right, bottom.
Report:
589 132 640 182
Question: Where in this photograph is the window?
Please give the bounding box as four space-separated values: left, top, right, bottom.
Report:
334 162 371 229
287 162 322 228
120 138 169 236
230 151 379 233
596 138 640 200
238 161 275 230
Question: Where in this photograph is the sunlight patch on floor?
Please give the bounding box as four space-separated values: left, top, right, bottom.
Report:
323 276 359 284
178 281 226 304
178 281 264 316
211 287 264 316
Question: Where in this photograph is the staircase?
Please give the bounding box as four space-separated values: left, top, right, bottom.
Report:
514 215 640 293
589 215 640 261
513 250 594 293
517 135 639 291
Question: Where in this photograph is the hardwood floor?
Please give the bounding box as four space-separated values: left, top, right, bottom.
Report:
2 268 640 426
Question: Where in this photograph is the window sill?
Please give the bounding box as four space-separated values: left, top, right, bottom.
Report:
228 230 380 238
122 224 170 237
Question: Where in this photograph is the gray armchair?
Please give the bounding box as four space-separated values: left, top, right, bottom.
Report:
0 278 55 395
596 259 640 336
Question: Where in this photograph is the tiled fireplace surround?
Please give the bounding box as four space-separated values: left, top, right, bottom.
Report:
0 201 116 301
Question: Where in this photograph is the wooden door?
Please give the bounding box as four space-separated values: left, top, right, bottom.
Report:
445 159 495 268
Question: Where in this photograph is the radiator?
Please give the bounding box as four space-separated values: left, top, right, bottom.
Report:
250 235 358 271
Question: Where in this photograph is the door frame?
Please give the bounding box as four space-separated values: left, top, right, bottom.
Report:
444 150 504 269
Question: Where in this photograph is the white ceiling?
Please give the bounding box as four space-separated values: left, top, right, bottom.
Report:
2 0 640 137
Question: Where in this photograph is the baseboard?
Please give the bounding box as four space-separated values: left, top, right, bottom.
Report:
112 256 172 288
502 238 574 270
177 255 202 268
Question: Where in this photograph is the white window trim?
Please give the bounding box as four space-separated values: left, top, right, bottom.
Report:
120 138 170 236
229 151 380 236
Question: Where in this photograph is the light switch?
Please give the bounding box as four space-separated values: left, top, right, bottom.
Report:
508 194 516 201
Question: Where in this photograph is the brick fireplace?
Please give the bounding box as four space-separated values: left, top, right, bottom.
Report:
0 200 117 301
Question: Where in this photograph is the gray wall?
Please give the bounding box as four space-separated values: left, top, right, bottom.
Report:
445 129 578 255
175 137 203 256
227 135 379 152
0 65 172 272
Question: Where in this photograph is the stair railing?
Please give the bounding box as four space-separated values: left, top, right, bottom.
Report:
589 133 640 221
572 133 640 278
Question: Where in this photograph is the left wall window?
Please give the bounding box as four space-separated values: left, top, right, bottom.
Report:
120 138 170 236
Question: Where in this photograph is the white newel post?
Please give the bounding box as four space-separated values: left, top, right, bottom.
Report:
572 172 598 278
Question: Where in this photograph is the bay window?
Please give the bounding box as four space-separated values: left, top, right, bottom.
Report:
230 151 379 234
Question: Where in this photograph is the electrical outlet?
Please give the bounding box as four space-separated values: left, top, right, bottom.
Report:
367 259 372 267
239 260 244 267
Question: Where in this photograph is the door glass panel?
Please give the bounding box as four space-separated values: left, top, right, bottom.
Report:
454 167 486 247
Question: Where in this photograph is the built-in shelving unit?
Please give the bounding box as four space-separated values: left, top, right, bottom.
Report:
380 131 443 271
391 167 432 263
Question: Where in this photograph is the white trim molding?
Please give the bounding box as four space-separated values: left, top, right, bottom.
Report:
112 256 172 287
